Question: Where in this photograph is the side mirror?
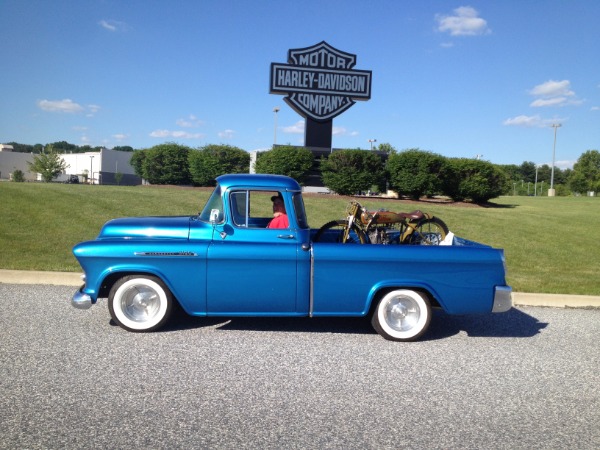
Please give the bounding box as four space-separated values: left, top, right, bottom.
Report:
210 209 220 224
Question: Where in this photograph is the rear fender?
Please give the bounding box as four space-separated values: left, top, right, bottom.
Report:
366 280 444 313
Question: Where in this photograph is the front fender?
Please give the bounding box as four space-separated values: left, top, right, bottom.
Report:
73 239 209 314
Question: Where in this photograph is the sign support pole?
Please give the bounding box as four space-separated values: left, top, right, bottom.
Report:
305 118 332 148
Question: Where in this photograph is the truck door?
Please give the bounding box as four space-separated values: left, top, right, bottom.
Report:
206 189 304 315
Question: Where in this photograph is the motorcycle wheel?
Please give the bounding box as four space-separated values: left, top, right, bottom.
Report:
406 217 449 245
313 220 368 244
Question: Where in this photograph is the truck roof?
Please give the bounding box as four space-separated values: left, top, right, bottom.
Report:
216 173 302 192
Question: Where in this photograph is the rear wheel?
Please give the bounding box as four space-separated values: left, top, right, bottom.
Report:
406 217 449 245
108 275 173 332
371 289 432 341
313 220 367 244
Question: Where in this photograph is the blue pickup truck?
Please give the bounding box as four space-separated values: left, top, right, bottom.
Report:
72 174 512 341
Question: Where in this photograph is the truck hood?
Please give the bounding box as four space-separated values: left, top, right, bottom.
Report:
98 216 191 240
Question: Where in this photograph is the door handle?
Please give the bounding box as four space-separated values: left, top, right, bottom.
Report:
277 234 295 239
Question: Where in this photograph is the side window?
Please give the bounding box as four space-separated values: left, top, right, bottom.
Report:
293 193 309 229
229 190 282 228
230 191 249 226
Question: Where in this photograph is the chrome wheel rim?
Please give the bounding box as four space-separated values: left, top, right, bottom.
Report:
384 296 420 332
120 285 161 323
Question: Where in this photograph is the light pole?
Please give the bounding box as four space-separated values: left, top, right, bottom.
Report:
534 165 539 196
273 107 280 145
89 155 94 185
368 139 377 150
549 123 561 196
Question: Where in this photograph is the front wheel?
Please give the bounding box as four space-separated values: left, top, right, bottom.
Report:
371 289 432 341
406 217 449 245
108 275 173 332
313 220 368 244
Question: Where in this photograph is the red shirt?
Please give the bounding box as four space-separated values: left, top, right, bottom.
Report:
267 214 289 229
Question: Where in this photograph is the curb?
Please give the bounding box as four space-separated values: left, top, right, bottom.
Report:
1 270 599 309
0 270 83 287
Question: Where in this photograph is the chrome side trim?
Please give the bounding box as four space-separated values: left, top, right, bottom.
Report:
492 286 512 312
309 247 314 317
134 251 198 257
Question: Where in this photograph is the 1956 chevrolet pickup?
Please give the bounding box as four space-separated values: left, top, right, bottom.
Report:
72 173 512 341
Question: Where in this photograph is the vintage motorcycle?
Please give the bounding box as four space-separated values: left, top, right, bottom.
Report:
313 200 449 245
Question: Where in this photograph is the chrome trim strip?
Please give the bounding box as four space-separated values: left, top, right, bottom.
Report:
134 251 198 257
309 247 314 317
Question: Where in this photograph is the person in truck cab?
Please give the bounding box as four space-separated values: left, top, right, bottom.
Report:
267 194 289 228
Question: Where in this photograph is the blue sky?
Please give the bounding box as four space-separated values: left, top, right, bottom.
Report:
1 0 599 168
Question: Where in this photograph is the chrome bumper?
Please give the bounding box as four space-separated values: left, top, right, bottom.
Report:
72 286 93 310
492 286 512 312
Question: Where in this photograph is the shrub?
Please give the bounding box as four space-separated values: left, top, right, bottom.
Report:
386 149 447 200
189 144 250 186
444 158 508 203
254 146 314 184
137 143 192 185
321 149 385 195
11 169 25 182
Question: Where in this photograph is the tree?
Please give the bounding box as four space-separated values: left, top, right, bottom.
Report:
377 142 396 154
321 149 385 195
11 169 25 182
254 145 314 184
27 144 69 182
569 150 600 193
129 150 146 179
519 161 537 183
188 144 250 186
386 149 446 200
135 143 192 185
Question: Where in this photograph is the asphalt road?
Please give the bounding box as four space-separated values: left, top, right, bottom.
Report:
1 284 598 449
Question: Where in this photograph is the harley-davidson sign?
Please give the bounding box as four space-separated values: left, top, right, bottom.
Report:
270 41 372 122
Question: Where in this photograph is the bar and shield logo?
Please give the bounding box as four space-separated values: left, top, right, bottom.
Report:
270 41 372 122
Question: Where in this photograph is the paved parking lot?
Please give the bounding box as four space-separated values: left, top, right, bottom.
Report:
1 283 599 449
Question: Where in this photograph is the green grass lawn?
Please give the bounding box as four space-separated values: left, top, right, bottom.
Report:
1 182 598 295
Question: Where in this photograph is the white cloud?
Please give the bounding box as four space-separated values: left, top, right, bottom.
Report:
218 129 235 139
530 97 568 108
149 129 170 138
529 80 582 108
503 114 567 128
529 80 574 98
282 121 305 134
332 126 346 136
555 160 576 170
436 6 491 36
99 20 129 32
112 134 128 141
591 106 599 111
503 115 545 127
176 115 204 128
37 99 84 113
149 129 204 139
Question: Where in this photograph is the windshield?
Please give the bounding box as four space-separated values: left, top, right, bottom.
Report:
198 185 224 223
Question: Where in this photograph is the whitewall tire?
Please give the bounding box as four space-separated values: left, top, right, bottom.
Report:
371 289 431 341
108 275 173 332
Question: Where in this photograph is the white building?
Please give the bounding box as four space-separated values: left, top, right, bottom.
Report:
59 148 139 185
0 147 141 185
0 144 37 181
